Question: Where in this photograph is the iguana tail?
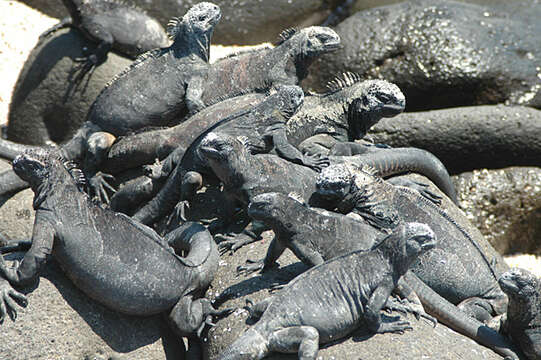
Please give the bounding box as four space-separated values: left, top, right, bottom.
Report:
404 272 520 360
333 147 457 203
218 326 270 360
0 168 29 197
165 222 217 268
0 138 49 161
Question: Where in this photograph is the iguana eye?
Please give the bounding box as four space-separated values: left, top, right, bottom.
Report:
377 93 391 103
198 15 207 22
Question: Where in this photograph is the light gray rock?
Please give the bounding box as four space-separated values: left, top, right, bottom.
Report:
7 27 131 145
19 0 343 45
305 0 541 111
453 167 541 256
368 105 541 174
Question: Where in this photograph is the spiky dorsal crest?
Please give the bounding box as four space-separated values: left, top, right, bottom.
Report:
326 72 362 92
166 16 183 40
274 27 300 46
63 160 87 188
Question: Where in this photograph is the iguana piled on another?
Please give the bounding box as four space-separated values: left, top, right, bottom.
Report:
315 163 509 322
0 2 222 202
239 191 519 359
218 222 437 360
0 149 231 351
40 0 169 84
128 86 329 225
499 268 541 360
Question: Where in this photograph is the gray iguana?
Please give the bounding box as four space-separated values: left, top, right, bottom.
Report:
128 85 329 226
499 268 541 360
0 2 222 203
239 191 519 359
39 0 169 84
315 163 510 320
217 222 437 360
0 148 231 349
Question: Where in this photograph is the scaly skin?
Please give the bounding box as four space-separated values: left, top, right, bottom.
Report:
0 2 221 203
499 268 541 360
316 163 509 322
0 148 231 350
242 191 519 360
218 222 436 360
129 86 323 225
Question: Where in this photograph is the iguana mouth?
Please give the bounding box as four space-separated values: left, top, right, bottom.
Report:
198 146 221 160
498 272 521 294
382 102 406 117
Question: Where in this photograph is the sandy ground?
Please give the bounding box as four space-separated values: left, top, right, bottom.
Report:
1 1 540 277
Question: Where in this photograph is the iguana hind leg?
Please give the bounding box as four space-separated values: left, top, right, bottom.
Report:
168 296 233 337
268 326 319 360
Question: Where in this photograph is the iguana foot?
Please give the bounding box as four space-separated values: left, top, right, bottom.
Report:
385 297 437 327
143 158 166 180
376 318 413 334
0 241 32 254
388 178 442 205
0 278 27 323
89 171 116 204
236 259 266 276
217 230 262 255
302 153 330 172
167 200 191 227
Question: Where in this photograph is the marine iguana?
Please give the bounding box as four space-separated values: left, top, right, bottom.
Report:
499 268 541 360
128 86 329 225
218 222 437 360
315 163 509 322
39 0 169 84
241 191 519 359
0 149 231 348
189 133 456 251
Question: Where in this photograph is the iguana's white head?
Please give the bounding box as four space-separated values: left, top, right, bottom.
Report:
499 268 541 303
402 222 436 259
274 85 305 118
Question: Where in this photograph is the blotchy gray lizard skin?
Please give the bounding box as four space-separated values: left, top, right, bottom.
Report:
500 268 541 360
0 148 227 341
218 223 436 360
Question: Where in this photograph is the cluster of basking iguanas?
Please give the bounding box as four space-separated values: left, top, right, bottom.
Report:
0 1 540 360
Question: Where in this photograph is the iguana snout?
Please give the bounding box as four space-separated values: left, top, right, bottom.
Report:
198 132 238 160
12 149 56 183
315 163 355 200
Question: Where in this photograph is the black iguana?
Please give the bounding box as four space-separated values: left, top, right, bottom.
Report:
0 148 231 350
217 222 437 360
39 0 169 84
239 191 519 359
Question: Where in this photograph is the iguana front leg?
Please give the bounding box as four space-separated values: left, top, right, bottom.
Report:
185 75 206 115
0 214 55 287
74 21 113 81
237 236 286 275
365 280 412 334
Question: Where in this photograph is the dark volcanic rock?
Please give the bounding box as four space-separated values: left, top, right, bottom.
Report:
305 0 541 111
453 167 541 256
7 27 131 145
368 105 541 174
203 174 504 360
19 0 343 46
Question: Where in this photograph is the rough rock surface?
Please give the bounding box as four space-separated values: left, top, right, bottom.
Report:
203 174 505 360
453 167 541 256
18 0 342 45
7 27 131 145
368 105 541 174
305 0 541 111
0 160 184 360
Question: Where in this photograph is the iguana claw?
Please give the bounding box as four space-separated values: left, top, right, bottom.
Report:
217 231 262 255
89 172 116 204
0 278 27 324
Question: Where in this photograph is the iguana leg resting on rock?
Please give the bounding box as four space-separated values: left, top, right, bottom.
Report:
0 149 231 350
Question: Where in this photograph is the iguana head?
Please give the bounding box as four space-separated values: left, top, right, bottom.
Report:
248 192 305 229
12 148 62 186
198 132 243 162
277 26 340 58
499 268 541 304
167 2 221 59
315 162 356 202
402 222 437 259
347 79 405 140
274 85 305 118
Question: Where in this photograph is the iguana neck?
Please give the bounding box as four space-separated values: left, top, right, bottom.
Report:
171 26 210 62
350 179 399 231
375 233 409 275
